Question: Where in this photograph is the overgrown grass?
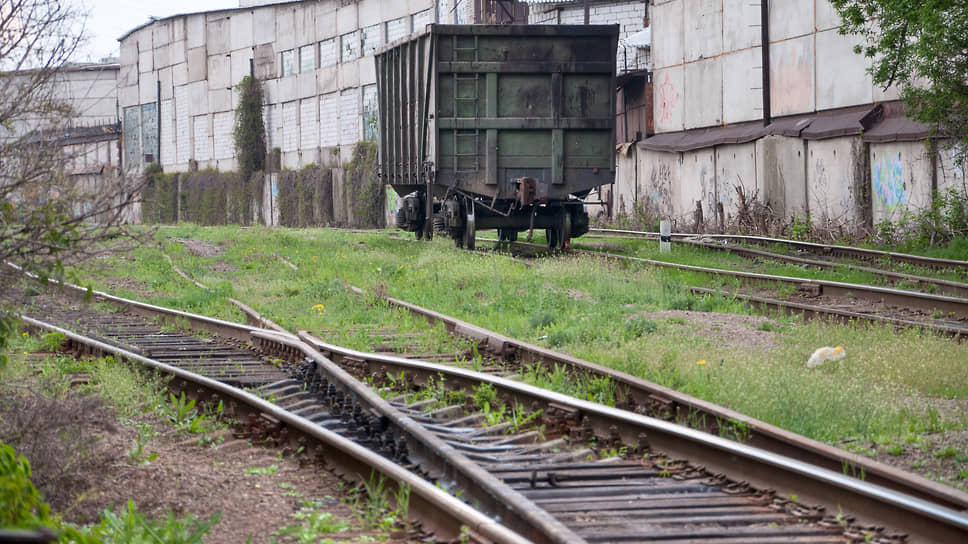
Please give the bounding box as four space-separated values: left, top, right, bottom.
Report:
67 225 968 451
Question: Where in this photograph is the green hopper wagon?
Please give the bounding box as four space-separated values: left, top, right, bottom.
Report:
375 24 618 249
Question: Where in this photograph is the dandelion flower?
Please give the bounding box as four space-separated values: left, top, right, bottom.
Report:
696 360 706 366
807 345 845 368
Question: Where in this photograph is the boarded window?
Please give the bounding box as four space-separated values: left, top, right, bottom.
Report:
319 93 338 147
299 44 315 72
339 90 359 146
340 31 359 63
361 24 381 57
412 9 433 32
385 17 407 44
141 103 158 163
362 85 378 142
123 106 141 168
281 50 296 76
319 38 337 68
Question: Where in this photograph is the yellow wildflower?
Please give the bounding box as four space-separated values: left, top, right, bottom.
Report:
696 360 707 366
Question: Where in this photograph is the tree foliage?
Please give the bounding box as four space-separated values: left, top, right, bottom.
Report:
0 0 146 368
233 75 267 181
832 1 968 163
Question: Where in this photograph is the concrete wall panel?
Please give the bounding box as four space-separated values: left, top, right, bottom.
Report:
254 8 276 45
187 47 207 82
207 53 231 90
654 66 685 133
277 76 297 103
684 58 723 129
138 77 156 104
757 135 807 218
315 3 337 38
187 81 208 117
317 66 338 94
206 16 231 55
680 149 717 229
716 143 758 222
340 61 360 91
230 49 252 86
275 9 296 51
208 88 231 114
171 62 189 87
770 35 814 116
153 45 170 70
187 15 206 50
298 71 317 99
770 0 814 40
613 149 637 218
294 6 315 45
152 22 170 47
870 142 933 223
653 1 683 69
158 67 173 100
723 0 760 51
806 137 863 227
169 40 186 66
938 145 967 195
684 0 723 62
816 0 841 31
337 3 359 34
138 49 153 74
816 29 872 110
722 48 761 124
119 85 138 109
230 12 253 52
359 58 376 86
636 148 680 218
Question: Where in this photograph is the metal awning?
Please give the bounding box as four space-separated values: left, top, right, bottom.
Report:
638 121 765 152
799 104 882 140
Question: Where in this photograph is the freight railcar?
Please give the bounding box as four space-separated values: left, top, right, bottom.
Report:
375 24 618 249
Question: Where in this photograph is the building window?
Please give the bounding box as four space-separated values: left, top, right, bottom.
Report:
281 49 296 77
299 44 315 73
362 85 378 141
385 17 407 44
319 38 337 68
361 24 381 57
341 31 359 63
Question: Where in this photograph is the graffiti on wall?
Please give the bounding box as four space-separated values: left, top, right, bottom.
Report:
657 73 676 124
872 153 905 212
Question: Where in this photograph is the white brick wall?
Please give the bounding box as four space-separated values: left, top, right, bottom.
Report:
213 111 233 159
175 86 191 164
339 89 359 146
319 93 338 147
282 101 298 152
160 99 175 164
300 98 318 149
193 115 211 161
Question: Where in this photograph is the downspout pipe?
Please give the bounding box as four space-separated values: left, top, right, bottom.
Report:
761 0 771 126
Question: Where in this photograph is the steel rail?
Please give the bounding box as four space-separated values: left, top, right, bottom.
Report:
588 228 968 272
688 286 968 338
572 248 968 320
476 240 968 335
22 279 583 544
297 330 968 544
359 289 968 514
17 315 529 544
584 229 968 299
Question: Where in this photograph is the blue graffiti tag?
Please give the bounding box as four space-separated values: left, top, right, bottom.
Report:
872 154 904 211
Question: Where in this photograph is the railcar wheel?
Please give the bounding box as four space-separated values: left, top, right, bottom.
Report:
463 212 476 250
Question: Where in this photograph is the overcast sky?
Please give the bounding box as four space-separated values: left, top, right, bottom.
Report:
77 0 239 62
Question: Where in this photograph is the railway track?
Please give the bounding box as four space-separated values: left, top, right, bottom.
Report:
14 277 968 543
476 234 968 338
